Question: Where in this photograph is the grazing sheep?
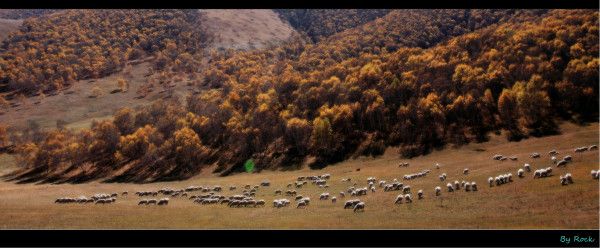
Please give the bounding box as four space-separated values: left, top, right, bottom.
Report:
517 169 525 178
395 194 404 204
465 182 471 192
402 186 411 194
398 162 409 167
417 190 423 200
560 176 568 186
530 153 540 158
471 182 478 191
331 197 337 203
147 199 157 205
509 156 518 161
447 183 454 192
296 200 308 209
493 154 503 160
575 147 588 153
563 155 572 162
495 177 502 186
551 156 557 164
499 157 507 161
463 168 469 175
524 164 531 172
157 198 169 205
591 170 600 180
507 173 513 182
404 194 413 203
439 174 446 181
534 167 553 179
549 150 559 155
274 190 282 195
256 200 265 207
295 195 304 201
344 199 361 209
353 202 365 212
435 186 442 196
339 192 345 198
565 173 573 184
319 193 330 200
488 177 494 187
589 145 598 150
435 163 441 169
453 181 460 190
557 160 568 167
261 180 271 187
121 191 128 196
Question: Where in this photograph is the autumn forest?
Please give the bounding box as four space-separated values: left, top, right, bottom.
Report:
0 9 597 183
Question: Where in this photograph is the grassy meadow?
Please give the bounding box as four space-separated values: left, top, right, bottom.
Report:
0 122 597 229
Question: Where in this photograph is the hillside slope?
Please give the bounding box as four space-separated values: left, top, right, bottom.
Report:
200 9 296 51
0 18 21 41
0 122 597 228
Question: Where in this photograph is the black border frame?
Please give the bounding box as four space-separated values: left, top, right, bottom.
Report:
0 1 598 248
0 230 599 246
0 0 598 9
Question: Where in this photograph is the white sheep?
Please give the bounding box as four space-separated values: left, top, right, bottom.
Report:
464 182 471 192
463 168 469 175
404 194 413 203
565 173 573 184
353 202 365 212
560 176 568 186
447 183 454 192
417 190 423 199
592 170 600 180
395 194 404 204
517 169 525 178
471 182 478 191
296 200 307 209
331 197 337 203
157 198 169 205
524 164 531 172
488 177 494 187
432 187 440 197
402 185 411 194
344 199 361 209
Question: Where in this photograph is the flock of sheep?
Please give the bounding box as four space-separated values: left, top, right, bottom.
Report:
54 144 599 214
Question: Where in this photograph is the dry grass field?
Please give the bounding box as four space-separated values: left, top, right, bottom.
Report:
0 61 195 131
199 9 296 51
0 122 597 229
0 18 22 41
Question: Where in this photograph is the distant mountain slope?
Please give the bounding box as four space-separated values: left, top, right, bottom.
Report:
274 9 391 42
0 10 211 96
200 9 296 51
0 18 22 41
0 9 59 19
